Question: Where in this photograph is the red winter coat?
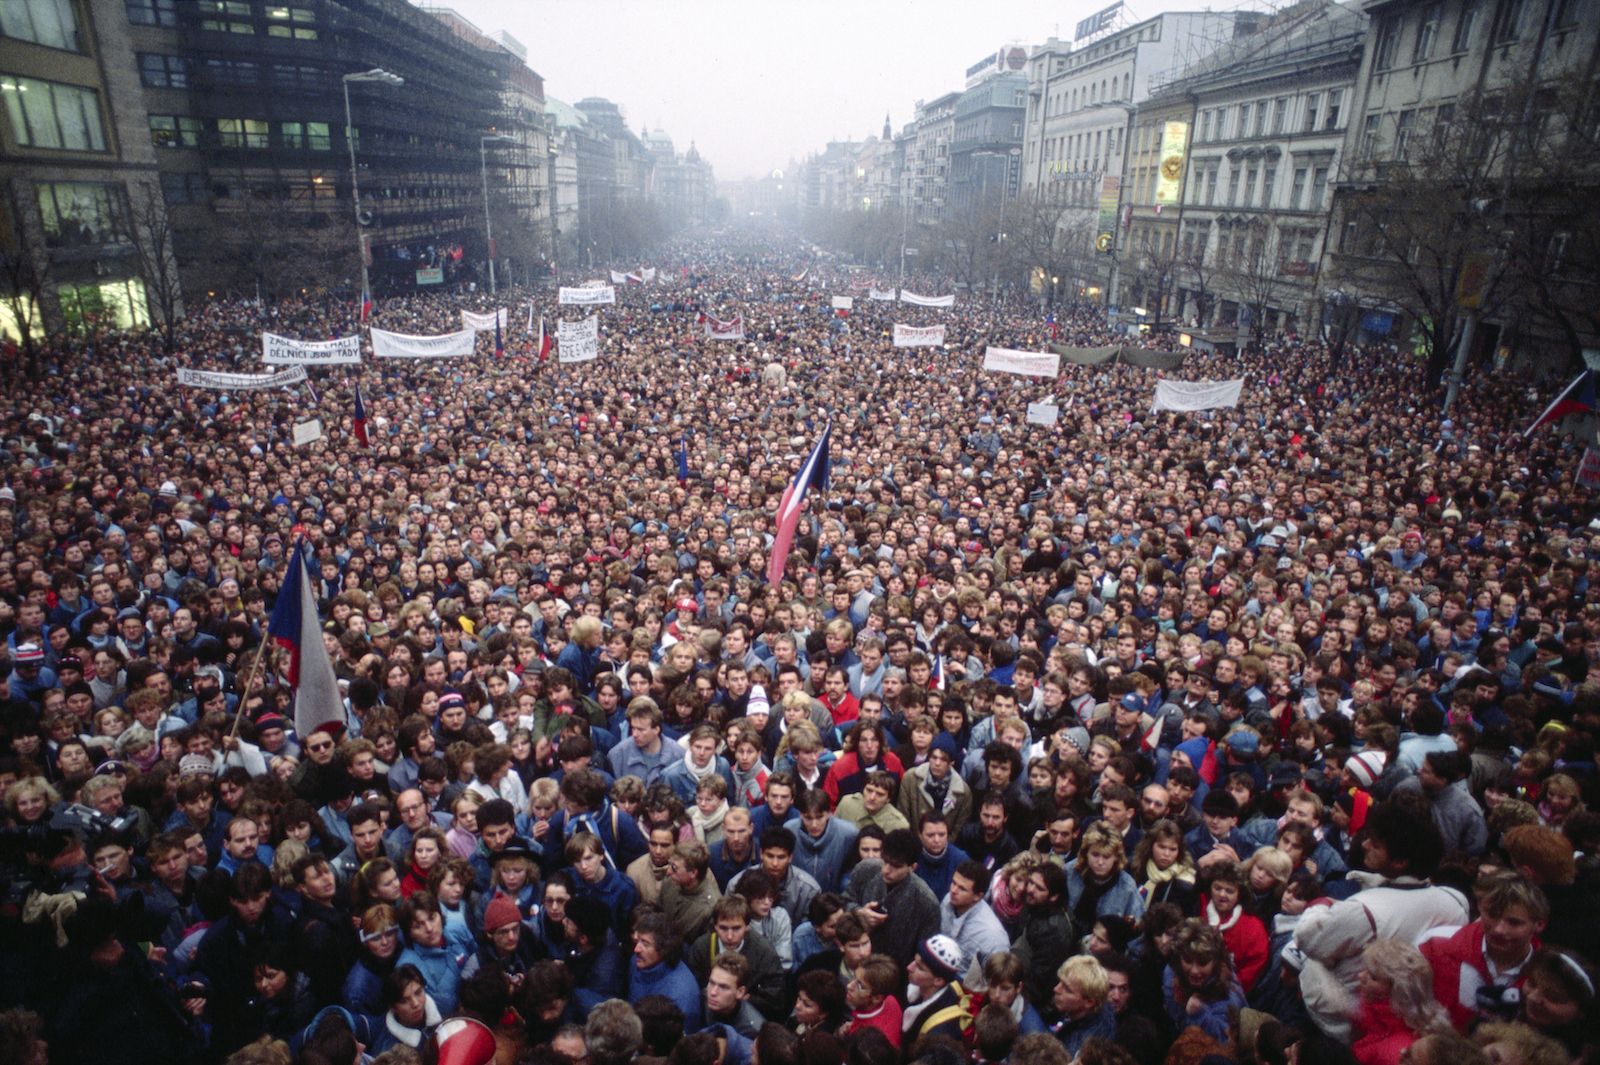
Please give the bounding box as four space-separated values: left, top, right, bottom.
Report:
1419 920 1538 1032
1203 895 1271 993
1352 1000 1422 1065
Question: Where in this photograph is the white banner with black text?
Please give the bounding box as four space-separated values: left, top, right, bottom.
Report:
982 347 1061 378
177 365 308 390
261 333 362 365
460 308 508 331
370 327 477 359
893 324 946 348
560 285 616 305
900 291 955 308
1151 378 1245 412
557 316 600 363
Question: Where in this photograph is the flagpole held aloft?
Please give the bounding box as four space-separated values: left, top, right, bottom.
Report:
267 537 347 738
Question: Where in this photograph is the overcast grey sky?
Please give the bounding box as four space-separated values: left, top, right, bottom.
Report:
436 0 1189 181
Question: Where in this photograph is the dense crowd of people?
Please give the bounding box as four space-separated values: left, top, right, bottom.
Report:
0 232 1597 1065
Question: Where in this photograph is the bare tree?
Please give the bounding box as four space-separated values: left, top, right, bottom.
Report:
0 185 51 378
1325 85 1522 381
933 204 1004 292
122 181 184 352
1001 190 1097 306
1222 219 1288 345
1124 226 1183 329
1493 76 1600 366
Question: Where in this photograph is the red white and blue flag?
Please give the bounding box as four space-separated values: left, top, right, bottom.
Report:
1526 370 1595 436
352 384 369 447
537 317 551 362
359 285 374 324
1047 311 1059 340
766 421 831 587
494 316 505 357
267 539 345 738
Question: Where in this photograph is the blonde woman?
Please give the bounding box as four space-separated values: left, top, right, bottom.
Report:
1351 938 1451 1065
1066 823 1145 927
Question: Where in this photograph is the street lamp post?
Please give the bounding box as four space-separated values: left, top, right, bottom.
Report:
342 68 404 307
480 133 516 297
547 145 559 285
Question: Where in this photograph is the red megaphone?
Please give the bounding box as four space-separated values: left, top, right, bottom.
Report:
434 1017 497 1065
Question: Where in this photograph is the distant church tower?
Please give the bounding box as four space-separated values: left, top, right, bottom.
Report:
883 114 892 140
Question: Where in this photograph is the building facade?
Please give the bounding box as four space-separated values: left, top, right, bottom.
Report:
1 0 169 339
908 91 959 224
949 72 1027 217
1154 0 1366 332
1021 11 1267 299
1323 0 1598 362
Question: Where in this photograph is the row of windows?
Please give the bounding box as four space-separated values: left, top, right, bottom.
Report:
2 76 106 151
126 0 318 32
1032 127 1124 172
1195 90 1344 143
1042 73 1136 119
1186 159 1330 211
149 115 334 150
1371 0 1583 72
1 0 82 51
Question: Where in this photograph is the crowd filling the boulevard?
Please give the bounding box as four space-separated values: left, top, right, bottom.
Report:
0 234 1597 1065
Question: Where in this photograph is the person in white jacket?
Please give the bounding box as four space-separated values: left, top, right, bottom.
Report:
1292 796 1470 1040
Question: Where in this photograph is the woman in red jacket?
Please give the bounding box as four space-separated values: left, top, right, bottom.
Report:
1199 860 1269 993
1351 939 1452 1065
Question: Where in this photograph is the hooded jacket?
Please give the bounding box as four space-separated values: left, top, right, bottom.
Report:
792 815 860 892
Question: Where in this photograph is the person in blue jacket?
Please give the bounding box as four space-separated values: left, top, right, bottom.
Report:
627 910 703 1029
540 768 648 876
793 789 859 892
567 831 641 940
563 896 629 1020
395 891 463 1016
662 723 734 806
1162 920 1247 1044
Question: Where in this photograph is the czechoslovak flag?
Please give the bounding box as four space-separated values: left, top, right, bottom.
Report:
267 539 346 738
1525 370 1595 436
352 384 369 447
537 317 552 362
766 421 831 587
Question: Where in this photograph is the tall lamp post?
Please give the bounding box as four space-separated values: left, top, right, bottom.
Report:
480 133 516 296
547 145 559 284
342 68 404 305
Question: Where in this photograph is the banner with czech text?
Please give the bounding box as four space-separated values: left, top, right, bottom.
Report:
983 347 1060 378
557 316 599 363
561 285 616 305
1152 378 1245 412
460 308 508 331
705 315 744 340
370 327 477 359
894 324 946 348
901 291 955 308
177 365 308 390
262 333 362 365
868 288 897 302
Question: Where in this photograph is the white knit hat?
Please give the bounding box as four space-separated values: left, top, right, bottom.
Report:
918 934 968 982
1346 750 1387 789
